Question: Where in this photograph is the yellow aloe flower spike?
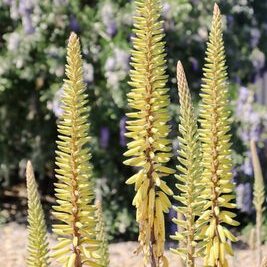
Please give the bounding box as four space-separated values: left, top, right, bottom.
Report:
52 33 100 267
96 201 109 267
250 140 265 267
26 160 50 267
124 0 175 266
197 4 239 267
170 62 202 267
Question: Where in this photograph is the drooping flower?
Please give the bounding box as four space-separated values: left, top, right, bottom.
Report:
124 0 174 265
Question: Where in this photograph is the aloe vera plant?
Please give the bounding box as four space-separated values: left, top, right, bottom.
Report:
52 32 100 267
197 4 238 267
170 61 202 267
250 140 265 267
26 161 50 267
123 0 175 265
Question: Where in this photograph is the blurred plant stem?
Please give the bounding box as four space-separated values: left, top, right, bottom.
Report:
250 140 265 267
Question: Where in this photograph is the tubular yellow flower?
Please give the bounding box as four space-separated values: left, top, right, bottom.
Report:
96 201 109 267
124 0 174 265
52 33 100 267
26 161 50 267
197 4 238 267
170 62 202 267
251 140 265 267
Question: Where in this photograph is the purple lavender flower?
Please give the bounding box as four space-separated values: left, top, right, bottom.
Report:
106 21 117 37
234 76 241 84
100 127 110 149
190 57 199 72
105 57 116 72
250 123 262 142
236 183 252 214
119 116 127 146
226 15 234 28
49 87 64 118
101 2 117 37
162 2 171 18
250 28 261 48
3 0 12 5
83 63 94 83
114 48 130 72
232 166 238 179
241 155 253 176
18 0 35 34
70 15 80 32
239 86 250 103
22 13 35 34
234 86 265 143
168 207 177 235
18 0 35 15
104 48 130 89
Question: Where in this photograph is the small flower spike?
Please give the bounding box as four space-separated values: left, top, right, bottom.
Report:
26 161 50 267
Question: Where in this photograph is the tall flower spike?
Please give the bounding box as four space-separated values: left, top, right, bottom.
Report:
26 161 50 267
52 33 100 267
197 4 238 267
96 201 109 267
170 62 202 267
250 140 265 267
124 0 175 265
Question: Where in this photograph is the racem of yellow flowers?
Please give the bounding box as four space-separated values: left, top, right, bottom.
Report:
197 4 239 267
52 33 101 267
124 0 175 266
170 62 203 267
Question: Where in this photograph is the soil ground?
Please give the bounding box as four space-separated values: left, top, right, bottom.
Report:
1 222 267 267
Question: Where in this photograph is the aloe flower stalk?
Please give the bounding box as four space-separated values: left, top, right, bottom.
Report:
52 33 100 267
250 140 265 267
197 4 238 267
96 201 109 267
170 61 202 267
123 0 175 265
26 161 50 267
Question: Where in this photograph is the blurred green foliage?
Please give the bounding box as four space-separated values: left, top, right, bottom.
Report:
0 0 267 239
